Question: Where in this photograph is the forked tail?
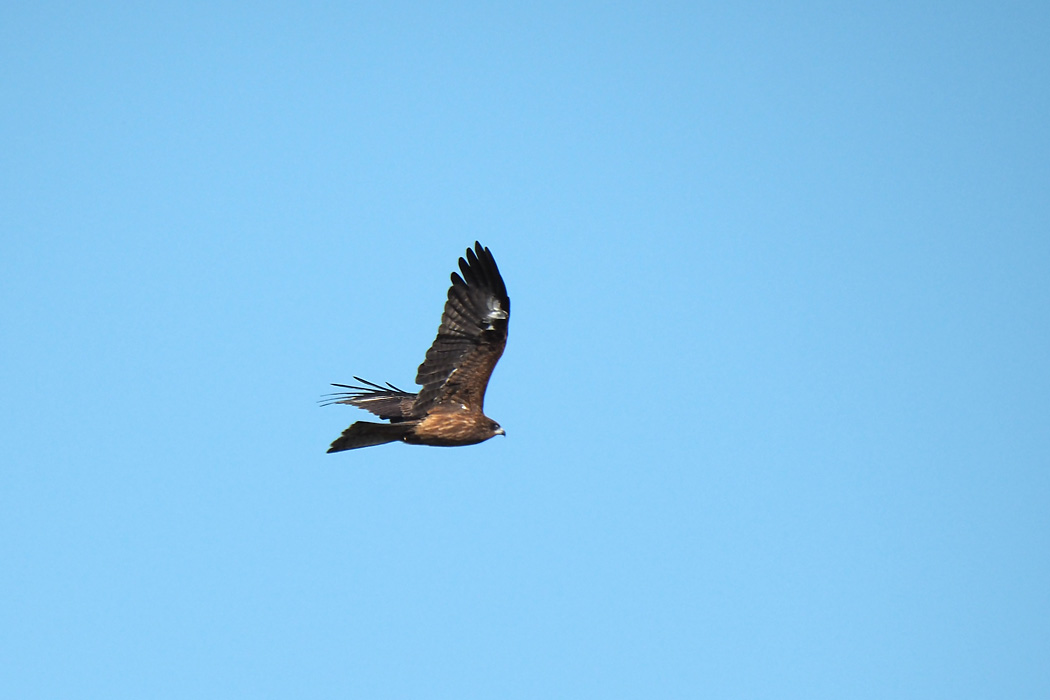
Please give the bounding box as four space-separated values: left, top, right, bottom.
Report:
327 421 415 453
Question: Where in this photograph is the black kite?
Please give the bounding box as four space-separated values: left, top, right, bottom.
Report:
323 242 510 452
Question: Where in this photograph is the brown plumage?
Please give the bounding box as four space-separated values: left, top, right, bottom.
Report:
323 242 510 452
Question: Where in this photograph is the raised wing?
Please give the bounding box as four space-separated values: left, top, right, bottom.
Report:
413 242 510 414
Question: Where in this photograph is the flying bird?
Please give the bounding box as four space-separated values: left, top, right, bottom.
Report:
323 242 510 452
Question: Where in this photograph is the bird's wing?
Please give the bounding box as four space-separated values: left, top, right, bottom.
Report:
320 377 417 422
413 242 510 415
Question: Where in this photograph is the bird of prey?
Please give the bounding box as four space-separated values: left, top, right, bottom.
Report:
323 242 510 452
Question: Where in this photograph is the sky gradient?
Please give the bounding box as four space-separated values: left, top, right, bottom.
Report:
2 2 1048 698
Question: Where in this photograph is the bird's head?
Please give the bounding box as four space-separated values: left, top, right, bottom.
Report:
490 420 505 437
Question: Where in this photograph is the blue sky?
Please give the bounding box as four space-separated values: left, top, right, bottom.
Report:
2 2 1048 697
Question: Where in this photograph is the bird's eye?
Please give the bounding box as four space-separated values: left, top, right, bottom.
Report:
492 422 501 430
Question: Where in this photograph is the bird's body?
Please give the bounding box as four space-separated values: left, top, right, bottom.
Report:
324 242 509 452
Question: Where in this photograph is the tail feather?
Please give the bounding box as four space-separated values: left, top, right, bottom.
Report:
327 421 415 453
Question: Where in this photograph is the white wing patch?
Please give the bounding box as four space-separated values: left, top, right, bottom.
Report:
484 299 508 329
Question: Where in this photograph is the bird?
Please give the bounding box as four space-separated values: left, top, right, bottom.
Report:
323 242 510 452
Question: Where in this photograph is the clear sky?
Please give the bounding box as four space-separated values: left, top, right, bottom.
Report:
2 2 1048 698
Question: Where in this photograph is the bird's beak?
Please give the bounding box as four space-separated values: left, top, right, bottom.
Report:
495 427 506 436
